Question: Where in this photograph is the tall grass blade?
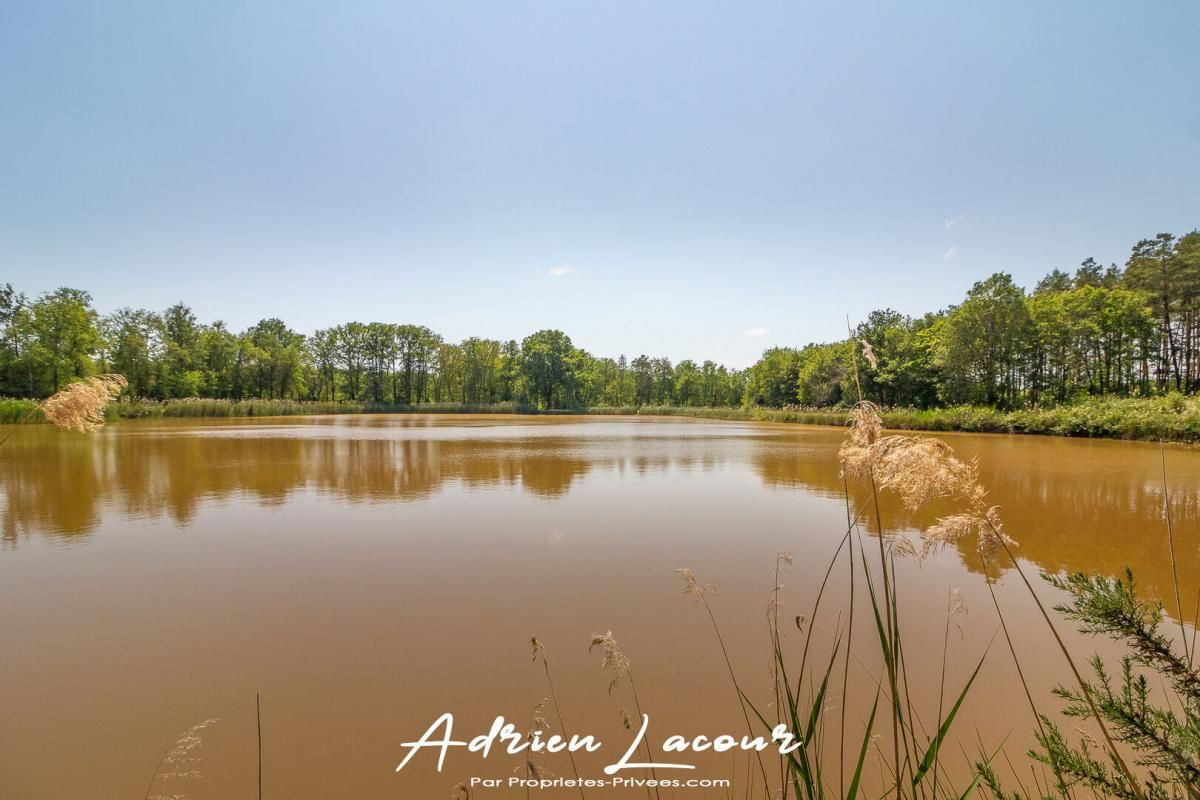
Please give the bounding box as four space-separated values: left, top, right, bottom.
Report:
911 649 987 788
846 688 881 800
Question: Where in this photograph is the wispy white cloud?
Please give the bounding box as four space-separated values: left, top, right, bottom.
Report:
943 245 959 260
742 326 768 338
547 265 575 278
944 216 960 230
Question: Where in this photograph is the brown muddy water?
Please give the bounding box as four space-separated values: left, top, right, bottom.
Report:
1 414 1197 799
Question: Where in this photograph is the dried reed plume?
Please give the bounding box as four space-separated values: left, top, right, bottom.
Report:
840 401 1015 557
524 696 552 793
767 552 793 622
923 507 1014 558
530 636 587 799
41 374 127 432
144 717 219 800
528 696 551 735
588 631 632 694
858 338 878 369
587 631 661 799
674 567 716 599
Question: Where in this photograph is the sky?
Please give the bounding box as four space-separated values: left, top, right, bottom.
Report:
1 2 1198 367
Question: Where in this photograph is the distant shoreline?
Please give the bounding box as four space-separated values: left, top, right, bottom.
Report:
4 395 1199 443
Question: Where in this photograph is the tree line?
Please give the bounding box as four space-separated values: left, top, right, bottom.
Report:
744 230 1200 409
0 290 745 408
2 229 1196 411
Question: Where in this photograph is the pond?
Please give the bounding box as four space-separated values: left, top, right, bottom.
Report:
1 415 1196 798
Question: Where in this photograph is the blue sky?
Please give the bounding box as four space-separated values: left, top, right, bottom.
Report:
2 1 1197 366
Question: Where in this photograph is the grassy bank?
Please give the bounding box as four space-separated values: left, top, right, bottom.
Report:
3 394 1200 441
0 397 550 423
611 395 1200 441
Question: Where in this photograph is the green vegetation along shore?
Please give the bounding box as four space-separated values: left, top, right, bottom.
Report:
4 394 1200 442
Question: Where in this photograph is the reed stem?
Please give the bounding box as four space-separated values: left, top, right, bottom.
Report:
257 693 263 800
994 534 1144 800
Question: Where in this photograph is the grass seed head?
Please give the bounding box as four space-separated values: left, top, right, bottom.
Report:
674 567 716 598
589 630 631 694
846 401 883 448
840 405 1015 559
529 696 550 734
923 507 1016 557
619 707 633 730
859 339 878 369
147 717 218 799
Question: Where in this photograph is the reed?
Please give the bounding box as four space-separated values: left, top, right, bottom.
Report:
143 717 219 800
531 637 587 799
257 693 263 800
523 695 551 794
0 374 126 446
671 473 988 800
587 631 661 800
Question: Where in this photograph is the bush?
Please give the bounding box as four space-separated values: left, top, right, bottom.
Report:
0 398 43 424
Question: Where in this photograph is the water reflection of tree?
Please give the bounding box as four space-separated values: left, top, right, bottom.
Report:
1 434 106 539
5 426 1198 610
750 433 1200 601
2 432 672 540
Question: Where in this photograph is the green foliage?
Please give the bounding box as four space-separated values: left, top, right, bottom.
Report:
0 397 43 424
796 341 852 406
1124 233 1200 393
744 347 803 407
626 397 1200 441
937 273 1033 407
984 569 1200 800
16 287 101 394
520 329 578 409
741 230 1199 411
3 291 747 411
853 310 940 407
